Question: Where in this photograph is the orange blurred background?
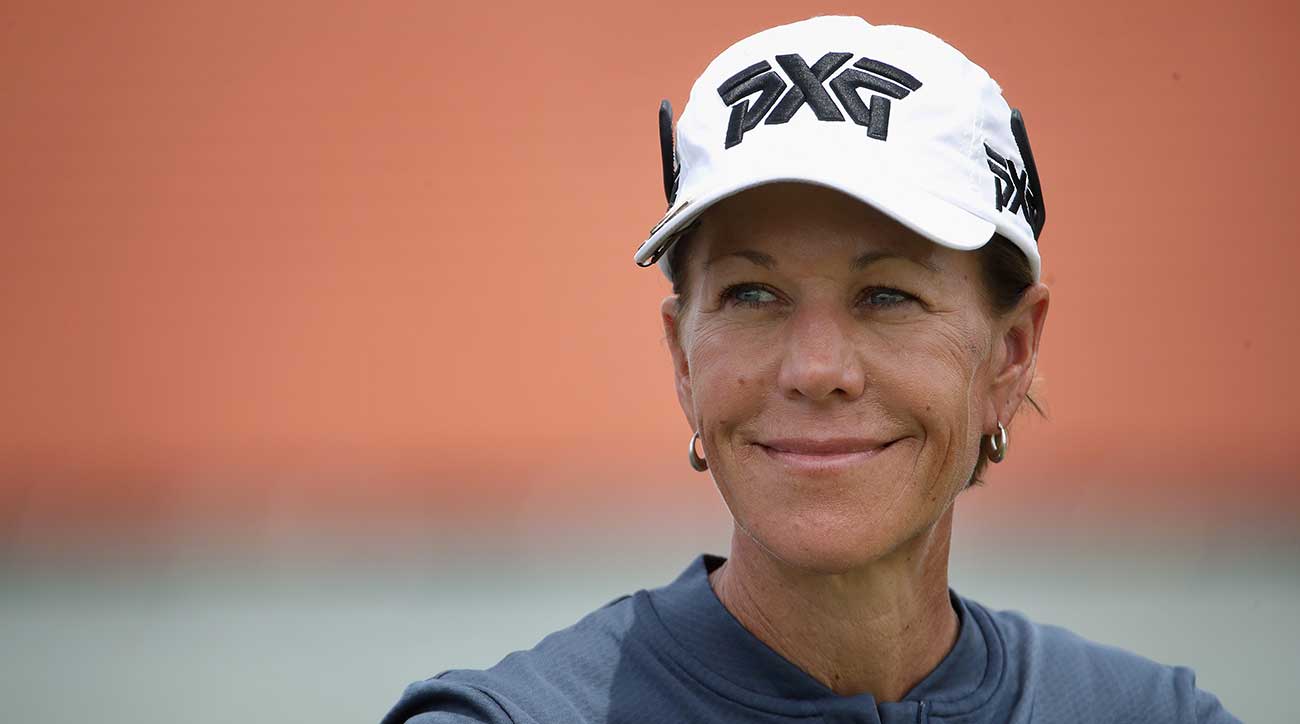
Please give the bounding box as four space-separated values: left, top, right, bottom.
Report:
2 0 1298 555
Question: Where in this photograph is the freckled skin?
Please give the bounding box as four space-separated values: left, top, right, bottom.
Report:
662 184 1047 576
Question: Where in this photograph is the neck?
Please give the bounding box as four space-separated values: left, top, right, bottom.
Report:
708 508 959 702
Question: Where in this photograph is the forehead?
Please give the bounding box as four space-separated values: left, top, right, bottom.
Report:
691 183 957 272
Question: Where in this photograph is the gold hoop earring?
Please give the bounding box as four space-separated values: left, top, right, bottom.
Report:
688 431 708 472
985 421 1008 463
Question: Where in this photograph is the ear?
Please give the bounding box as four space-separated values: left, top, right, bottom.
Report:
660 295 696 426
985 282 1050 430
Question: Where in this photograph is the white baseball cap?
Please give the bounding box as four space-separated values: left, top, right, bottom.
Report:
633 15 1046 281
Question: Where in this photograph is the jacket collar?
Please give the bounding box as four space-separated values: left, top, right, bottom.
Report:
643 554 1002 712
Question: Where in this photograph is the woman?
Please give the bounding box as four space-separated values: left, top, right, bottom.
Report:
382 16 1238 724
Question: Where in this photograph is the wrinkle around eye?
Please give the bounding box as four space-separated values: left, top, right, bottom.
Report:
686 313 773 365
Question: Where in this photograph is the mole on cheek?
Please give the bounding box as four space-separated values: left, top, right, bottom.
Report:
736 376 747 387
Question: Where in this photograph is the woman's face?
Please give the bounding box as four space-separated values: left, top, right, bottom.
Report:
661 183 1046 574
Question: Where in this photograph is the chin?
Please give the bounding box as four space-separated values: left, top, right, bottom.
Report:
739 502 919 576
716 441 953 575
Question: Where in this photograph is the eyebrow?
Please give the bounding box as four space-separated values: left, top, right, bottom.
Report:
702 249 776 271
852 251 938 273
702 249 938 273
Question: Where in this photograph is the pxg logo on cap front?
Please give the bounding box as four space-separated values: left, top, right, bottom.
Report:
717 52 923 148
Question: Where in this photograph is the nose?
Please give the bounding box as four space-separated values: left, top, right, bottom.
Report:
776 303 866 402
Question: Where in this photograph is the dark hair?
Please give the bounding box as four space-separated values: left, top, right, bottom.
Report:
665 228 1041 488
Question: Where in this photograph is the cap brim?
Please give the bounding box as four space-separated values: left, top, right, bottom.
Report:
634 161 998 280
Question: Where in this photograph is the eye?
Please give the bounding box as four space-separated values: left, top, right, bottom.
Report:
861 287 917 309
719 283 779 308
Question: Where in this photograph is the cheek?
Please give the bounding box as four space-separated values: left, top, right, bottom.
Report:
869 320 991 475
907 329 982 418
684 319 777 426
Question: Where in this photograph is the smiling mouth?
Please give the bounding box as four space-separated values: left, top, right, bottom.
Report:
755 438 899 474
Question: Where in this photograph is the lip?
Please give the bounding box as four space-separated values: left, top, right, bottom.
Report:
756 437 897 474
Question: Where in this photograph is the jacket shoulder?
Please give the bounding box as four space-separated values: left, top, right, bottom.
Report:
978 602 1239 723
379 593 641 724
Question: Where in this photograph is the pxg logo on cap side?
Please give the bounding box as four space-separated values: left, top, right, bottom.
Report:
984 144 1032 218
984 136 1044 237
716 52 923 149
